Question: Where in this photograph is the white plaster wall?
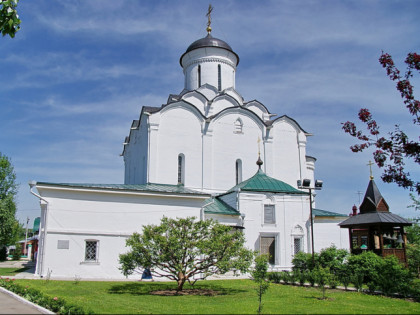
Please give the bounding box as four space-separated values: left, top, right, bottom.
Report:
208 96 239 116
244 102 268 121
36 186 207 278
151 105 203 188
124 115 148 185
209 111 264 191
181 47 238 91
270 121 303 187
180 92 207 115
313 219 350 252
239 192 309 270
43 233 133 279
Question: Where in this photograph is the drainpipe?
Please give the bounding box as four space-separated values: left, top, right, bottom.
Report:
28 181 49 277
201 196 215 221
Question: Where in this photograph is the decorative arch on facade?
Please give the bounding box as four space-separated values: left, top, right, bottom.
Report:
159 101 206 126
210 94 242 115
271 115 310 135
207 106 266 135
291 224 305 255
243 100 271 119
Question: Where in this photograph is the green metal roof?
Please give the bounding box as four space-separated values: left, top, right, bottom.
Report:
36 182 210 196
228 169 306 194
203 197 240 215
32 217 40 233
313 208 348 217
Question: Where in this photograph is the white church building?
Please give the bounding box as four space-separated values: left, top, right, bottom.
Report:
30 25 348 279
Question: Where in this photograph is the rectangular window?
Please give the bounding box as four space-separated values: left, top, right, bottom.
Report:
85 240 98 262
294 237 302 255
260 236 275 264
264 205 275 224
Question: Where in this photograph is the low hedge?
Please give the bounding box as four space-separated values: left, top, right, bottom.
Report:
0 277 92 314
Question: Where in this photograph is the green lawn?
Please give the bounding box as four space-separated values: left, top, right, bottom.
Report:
0 267 29 276
13 279 419 314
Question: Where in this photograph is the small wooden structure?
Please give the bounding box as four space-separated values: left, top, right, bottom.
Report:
339 179 412 264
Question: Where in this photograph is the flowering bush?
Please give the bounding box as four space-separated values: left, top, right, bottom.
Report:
0 277 91 314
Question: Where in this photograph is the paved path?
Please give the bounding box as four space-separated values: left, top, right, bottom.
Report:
0 260 52 314
0 288 45 314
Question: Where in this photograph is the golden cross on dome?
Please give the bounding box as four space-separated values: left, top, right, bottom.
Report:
367 160 374 180
206 4 213 34
257 136 261 156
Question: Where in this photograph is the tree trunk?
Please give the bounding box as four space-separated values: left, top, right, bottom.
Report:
177 272 186 292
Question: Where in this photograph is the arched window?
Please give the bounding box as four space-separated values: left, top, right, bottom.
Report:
198 65 201 88
234 118 243 133
292 225 304 255
235 159 242 185
217 64 221 91
178 154 185 184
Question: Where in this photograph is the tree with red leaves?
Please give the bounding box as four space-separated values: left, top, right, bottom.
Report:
342 52 420 194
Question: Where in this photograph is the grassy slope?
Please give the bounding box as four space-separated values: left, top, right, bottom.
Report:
14 279 420 314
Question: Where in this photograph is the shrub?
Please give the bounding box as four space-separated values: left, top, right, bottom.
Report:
373 255 412 296
294 270 307 286
267 272 282 283
281 271 291 285
351 273 364 292
337 264 351 290
292 252 319 273
318 246 349 273
346 251 382 285
307 270 317 287
328 273 339 289
411 279 420 302
406 243 420 278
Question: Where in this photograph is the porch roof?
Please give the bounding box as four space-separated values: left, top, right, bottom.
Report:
339 211 412 228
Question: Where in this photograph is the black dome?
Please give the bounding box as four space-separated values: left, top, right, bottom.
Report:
180 34 239 66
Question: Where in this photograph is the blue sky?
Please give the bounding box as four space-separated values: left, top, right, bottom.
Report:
1 0 419 227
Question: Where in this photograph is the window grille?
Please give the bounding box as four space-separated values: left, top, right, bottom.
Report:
85 241 98 262
294 237 302 255
260 236 275 264
264 205 275 224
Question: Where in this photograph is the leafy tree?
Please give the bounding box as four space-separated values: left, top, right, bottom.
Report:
252 254 270 315
0 152 19 248
407 243 420 278
342 52 420 194
119 216 254 291
312 267 332 299
0 0 21 38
